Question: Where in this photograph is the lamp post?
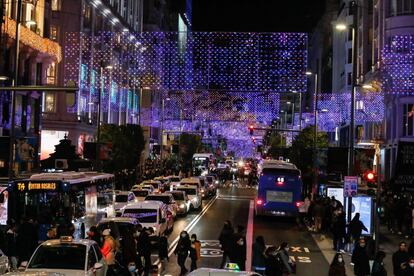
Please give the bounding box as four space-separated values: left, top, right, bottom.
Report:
96 62 112 170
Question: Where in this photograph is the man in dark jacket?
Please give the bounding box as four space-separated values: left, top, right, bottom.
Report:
231 225 246 271
402 256 414 276
137 228 152 275
332 207 346 251
219 220 234 268
5 223 18 270
392 241 410 276
349 213 368 242
352 238 370 276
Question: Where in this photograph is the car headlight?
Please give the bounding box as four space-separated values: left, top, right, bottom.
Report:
215 180 219 184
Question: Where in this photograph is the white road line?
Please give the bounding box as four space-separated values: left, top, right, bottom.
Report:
153 195 218 265
246 200 254 272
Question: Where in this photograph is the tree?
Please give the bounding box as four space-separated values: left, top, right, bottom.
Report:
290 126 329 193
100 124 145 188
179 133 201 173
267 132 287 159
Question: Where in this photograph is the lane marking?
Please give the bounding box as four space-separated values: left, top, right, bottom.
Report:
153 195 218 266
246 200 254 272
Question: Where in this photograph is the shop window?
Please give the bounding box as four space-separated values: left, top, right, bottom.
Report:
43 92 56 113
51 0 61 11
403 103 414 136
46 63 56 85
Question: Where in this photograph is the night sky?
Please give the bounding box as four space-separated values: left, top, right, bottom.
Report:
192 0 326 33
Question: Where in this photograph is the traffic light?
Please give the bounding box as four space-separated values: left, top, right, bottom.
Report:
249 125 254 135
363 170 376 184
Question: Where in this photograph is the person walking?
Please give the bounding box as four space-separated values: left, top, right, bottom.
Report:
392 241 410 276
219 220 234 268
158 232 169 274
351 238 370 276
121 228 137 273
4 222 18 271
101 229 117 276
328 252 346 276
175 231 191 275
264 246 283 276
331 207 346 251
401 256 414 276
137 227 152 276
252 236 266 274
189 233 201 271
312 199 325 232
278 242 295 275
371 250 387 276
348 213 368 245
231 225 247 271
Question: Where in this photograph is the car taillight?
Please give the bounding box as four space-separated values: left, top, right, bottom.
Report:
256 199 263 205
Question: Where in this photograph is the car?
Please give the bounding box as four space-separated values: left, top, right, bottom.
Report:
21 237 107 276
96 217 140 242
113 190 136 215
144 193 178 218
130 188 151 201
188 268 261 275
181 177 208 198
205 175 218 196
166 190 191 216
122 200 173 236
168 175 182 190
174 185 202 210
153 176 171 191
139 180 162 193
132 184 155 194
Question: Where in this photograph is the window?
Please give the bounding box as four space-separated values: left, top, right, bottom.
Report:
51 0 61 11
46 63 56 85
403 104 414 136
50 25 58 41
43 92 56 113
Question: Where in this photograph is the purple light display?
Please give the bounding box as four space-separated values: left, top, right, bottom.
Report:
382 35 414 95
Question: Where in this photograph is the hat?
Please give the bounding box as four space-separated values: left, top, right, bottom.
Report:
102 229 111 236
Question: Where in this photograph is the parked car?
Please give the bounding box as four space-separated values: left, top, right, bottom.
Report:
174 185 202 210
132 184 155 194
139 180 162 193
144 193 178 218
97 217 140 242
131 188 150 201
114 190 136 215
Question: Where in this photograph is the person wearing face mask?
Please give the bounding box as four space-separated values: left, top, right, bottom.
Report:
219 220 234 268
231 225 247 271
189 233 201 271
278 242 296 275
137 227 152 275
158 232 169 274
392 241 410 276
328 252 346 276
401 256 414 276
175 231 191 275
371 250 387 276
351 238 370 276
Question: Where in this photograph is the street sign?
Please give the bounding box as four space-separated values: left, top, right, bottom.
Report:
344 176 358 197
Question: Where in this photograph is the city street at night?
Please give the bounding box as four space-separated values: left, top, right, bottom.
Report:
1 0 414 275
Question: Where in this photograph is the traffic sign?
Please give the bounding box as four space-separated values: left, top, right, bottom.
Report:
344 176 358 197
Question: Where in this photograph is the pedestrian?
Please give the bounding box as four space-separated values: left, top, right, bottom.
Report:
121 227 137 272
231 225 247 271
331 207 346 251
264 246 283 276
190 233 201 271
401 256 414 276
278 242 296 275
348 213 368 244
87 226 102 247
219 220 234 268
175 230 191 275
351 238 370 276
137 227 152 275
371 250 387 276
328 252 346 276
101 229 117 276
4 222 18 271
312 199 325 232
252 236 266 274
158 232 169 274
149 264 159 276
392 241 410 276
17 217 38 262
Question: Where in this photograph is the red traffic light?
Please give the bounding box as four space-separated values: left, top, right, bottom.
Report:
249 125 254 135
363 170 376 183
367 172 375 181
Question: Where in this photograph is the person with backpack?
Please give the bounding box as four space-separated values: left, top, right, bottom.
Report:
264 246 283 276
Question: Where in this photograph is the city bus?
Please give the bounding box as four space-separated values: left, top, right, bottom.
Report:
192 153 215 176
4 171 115 237
255 160 302 217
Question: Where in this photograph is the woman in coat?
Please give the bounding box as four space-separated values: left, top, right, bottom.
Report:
278 242 295 275
101 229 117 275
329 252 346 276
175 231 191 275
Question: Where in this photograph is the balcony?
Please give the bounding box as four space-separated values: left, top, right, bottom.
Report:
3 17 62 62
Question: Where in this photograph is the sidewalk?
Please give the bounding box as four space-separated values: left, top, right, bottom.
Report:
310 225 413 276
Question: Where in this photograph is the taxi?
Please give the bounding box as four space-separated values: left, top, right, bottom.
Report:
21 237 107 276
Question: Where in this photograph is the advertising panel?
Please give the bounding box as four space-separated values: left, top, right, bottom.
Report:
0 187 8 225
345 196 373 234
344 176 358 197
326 187 344 206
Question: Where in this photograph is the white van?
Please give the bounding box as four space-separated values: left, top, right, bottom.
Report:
121 201 172 236
114 190 136 214
175 185 202 210
181 177 208 198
